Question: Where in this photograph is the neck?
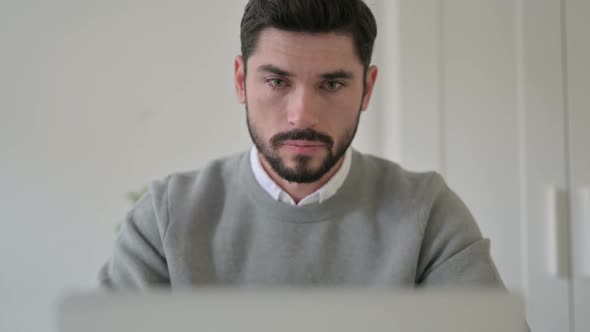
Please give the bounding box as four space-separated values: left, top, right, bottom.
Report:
258 153 345 204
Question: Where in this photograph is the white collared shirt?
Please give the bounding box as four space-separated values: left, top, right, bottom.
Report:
249 146 352 206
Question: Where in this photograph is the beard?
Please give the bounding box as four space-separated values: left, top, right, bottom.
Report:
246 105 362 184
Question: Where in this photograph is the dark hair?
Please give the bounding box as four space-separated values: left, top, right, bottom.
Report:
240 0 377 71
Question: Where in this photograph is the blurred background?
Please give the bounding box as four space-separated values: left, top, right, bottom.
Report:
0 1 588 331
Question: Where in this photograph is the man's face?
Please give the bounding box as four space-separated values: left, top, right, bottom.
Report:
235 28 377 183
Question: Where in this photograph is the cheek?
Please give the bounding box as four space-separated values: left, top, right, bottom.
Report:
246 84 288 139
247 82 285 117
320 96 361 128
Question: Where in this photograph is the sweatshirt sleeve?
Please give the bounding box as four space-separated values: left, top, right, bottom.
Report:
416 174 505 287
98 178 171 289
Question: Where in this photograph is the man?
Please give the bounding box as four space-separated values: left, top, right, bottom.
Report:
99 0 504 289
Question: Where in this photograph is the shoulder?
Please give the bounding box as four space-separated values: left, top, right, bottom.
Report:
354 151 445 204
149 151 248 205
353 151 463 238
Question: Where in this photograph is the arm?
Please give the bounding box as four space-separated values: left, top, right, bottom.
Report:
416 175 504 287
98 179 170 289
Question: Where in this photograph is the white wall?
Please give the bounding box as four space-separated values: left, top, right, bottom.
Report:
0 1 392 331
1 1 245 331
397 1 590 331
398 0 525 293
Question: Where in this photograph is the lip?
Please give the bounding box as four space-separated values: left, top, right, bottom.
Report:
282 140 326 147
281 140 327 154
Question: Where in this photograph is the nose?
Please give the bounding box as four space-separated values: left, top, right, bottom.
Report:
287 87 320 129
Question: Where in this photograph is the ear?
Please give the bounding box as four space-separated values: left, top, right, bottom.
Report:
234 55 246 104
360 65 378 111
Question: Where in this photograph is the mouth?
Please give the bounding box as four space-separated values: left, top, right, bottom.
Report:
280 140 327 155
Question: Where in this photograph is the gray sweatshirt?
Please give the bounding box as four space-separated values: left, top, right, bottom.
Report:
99 150 504 289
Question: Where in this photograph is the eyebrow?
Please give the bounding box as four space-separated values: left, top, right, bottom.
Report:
256 64 355 80
320 70 354 80
257 64 293 77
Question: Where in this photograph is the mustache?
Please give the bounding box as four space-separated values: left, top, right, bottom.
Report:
270 129 334 149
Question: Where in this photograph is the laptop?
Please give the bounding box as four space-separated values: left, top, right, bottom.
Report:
56 288 527 332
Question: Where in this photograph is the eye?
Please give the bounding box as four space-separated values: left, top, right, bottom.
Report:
267 78 289 89
322 80 345 91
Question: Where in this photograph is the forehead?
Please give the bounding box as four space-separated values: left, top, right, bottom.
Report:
248 28 362 73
